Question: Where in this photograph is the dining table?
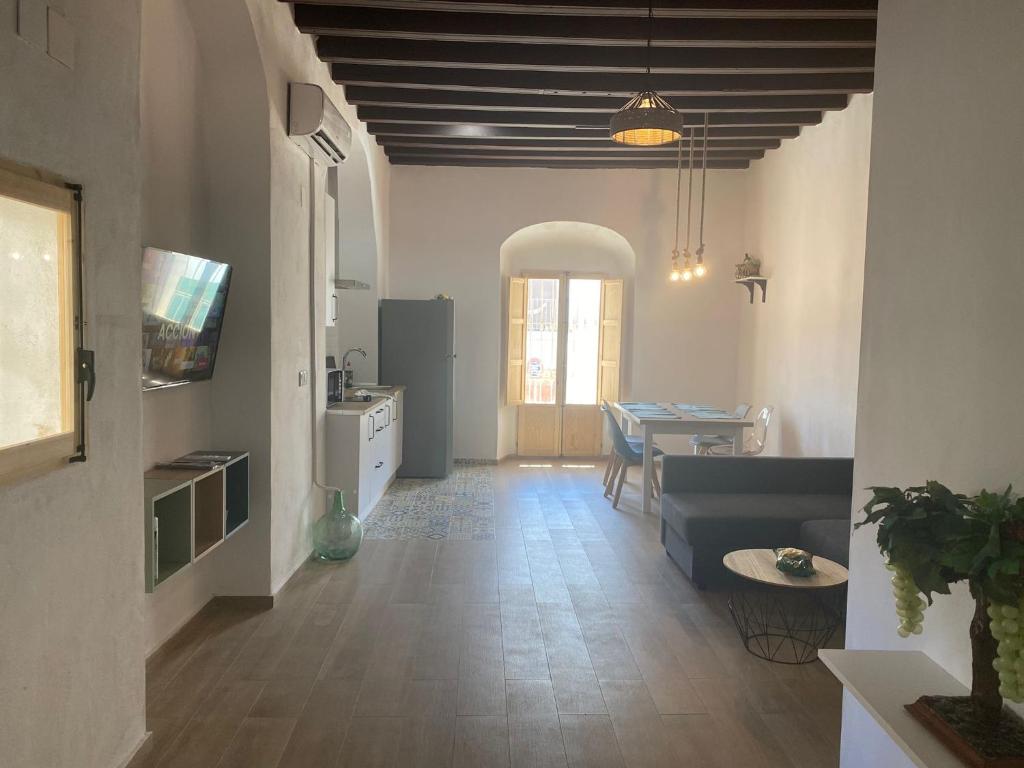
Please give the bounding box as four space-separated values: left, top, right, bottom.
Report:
610 401 755 516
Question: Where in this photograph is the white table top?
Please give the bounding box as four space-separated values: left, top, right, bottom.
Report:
819 650 967 768
611 401 754 428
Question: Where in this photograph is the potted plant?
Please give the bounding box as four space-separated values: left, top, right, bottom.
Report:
859 482 1024 766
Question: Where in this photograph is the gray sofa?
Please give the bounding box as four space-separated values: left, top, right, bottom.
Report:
659 455 854 588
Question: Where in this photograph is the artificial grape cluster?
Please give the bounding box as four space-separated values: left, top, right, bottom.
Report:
988 599 1024 703
886 562 925 637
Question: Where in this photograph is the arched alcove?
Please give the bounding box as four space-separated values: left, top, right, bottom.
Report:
497 221 637 458
328 131 381 382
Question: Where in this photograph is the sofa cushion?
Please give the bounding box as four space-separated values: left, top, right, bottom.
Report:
661 492 851 551
800 518 851 568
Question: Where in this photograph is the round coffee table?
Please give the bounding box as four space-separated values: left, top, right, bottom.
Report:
723 548 848 665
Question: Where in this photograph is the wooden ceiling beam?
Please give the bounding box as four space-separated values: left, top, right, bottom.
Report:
366 123 802 139
387 156 752 169
383 147 766 159
377 136 783 150
317 36 874 73
331 63 872 94
294 4 876 46
344 86 848 112
290 1 876 21
356 106 822 127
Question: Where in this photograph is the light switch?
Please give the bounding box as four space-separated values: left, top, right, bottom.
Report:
47 7 75 69
298 369 309 387
17 0 46 48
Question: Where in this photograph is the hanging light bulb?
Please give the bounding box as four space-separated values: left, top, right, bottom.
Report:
609 3 682 146
694 112 711 278
681 251 694 281
694 246 707 278
669 136 684 282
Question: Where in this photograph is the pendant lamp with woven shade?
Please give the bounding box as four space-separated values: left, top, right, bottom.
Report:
609 3 682 147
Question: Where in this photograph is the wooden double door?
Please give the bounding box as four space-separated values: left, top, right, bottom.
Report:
507 274 622 457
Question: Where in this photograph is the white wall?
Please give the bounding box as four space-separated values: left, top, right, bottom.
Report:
738 94 872 457
244 0 391 593
389 166 748 460
842 3 1024 766
0 2 147 767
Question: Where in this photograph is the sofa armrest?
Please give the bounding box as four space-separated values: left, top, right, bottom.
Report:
660 455 854 496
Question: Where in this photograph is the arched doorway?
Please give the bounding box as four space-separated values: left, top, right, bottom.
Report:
498 222 636 457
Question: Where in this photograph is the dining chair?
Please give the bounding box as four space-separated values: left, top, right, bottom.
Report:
601 403 663 509
600 402 649 484
689 403 751 455
707 405 774 456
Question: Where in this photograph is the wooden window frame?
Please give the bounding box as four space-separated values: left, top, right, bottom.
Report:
0 161 84 486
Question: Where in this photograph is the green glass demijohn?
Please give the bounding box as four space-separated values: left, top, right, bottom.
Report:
313 489 363 561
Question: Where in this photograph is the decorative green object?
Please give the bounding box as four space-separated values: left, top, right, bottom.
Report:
773 547 816 577
858 482 1024 762
313 489 362 562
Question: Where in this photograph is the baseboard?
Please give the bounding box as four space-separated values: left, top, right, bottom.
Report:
115 731 152 768
211 594 275 610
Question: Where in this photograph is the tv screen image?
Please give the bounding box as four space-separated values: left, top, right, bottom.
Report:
141 247 232 390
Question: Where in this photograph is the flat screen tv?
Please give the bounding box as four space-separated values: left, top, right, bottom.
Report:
141 247 232 390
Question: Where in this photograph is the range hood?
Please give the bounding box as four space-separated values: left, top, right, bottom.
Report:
335 278 370 290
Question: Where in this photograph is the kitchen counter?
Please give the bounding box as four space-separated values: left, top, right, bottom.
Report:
326 384 406 416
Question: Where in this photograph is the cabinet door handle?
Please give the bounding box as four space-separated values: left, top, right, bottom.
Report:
331 293 338 323
374 461 384 469
376 426 384 433
368 414 375 440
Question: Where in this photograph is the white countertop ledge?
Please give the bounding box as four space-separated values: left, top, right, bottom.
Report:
819 649 966 768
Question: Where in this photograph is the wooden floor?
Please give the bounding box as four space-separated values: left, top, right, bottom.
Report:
130 460 842 768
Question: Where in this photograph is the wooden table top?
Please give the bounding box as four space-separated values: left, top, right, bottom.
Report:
723 548 849 589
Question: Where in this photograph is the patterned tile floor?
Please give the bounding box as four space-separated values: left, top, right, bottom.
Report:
362 463 495 541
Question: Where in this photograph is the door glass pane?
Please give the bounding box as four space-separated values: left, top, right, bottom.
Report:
524 278 559 404
0 193 69 449
565 279 602 405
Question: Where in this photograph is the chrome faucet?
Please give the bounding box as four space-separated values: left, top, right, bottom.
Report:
341 347 367 389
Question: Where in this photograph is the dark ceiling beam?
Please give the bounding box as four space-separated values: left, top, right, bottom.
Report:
388 156 752 169
344 86 848 113
377 136 783 150
356 106 822 127
383 147 766 160
332 63 872 95
294 5 876 47
366 123 802 139
290 1 877 20
317 36 874 73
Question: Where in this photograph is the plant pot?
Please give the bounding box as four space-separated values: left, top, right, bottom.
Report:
906 695 1024 767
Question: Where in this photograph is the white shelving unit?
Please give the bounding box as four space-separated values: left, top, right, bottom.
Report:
143 451 249 592
819 649 967 768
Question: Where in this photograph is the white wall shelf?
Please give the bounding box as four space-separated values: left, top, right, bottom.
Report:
143 451 249 592
735 276 769 304
819 649 967 768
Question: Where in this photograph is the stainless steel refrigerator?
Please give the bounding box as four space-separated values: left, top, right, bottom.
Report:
379 298 454 478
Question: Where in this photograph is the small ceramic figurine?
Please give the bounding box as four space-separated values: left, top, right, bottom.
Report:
735 253 762 279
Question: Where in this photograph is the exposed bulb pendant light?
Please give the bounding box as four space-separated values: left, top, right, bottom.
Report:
694 112 710 278
681 126 695 282
609 2 682 146
669 135 683 281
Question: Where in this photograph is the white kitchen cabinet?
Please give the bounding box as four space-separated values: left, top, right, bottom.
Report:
325 388 403 518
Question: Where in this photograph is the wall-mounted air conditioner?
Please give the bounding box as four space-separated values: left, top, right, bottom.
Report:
288 82 352 166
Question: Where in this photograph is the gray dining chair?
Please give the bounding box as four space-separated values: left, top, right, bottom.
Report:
601 403 663 509
689 403 751 455
706 405 775 456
